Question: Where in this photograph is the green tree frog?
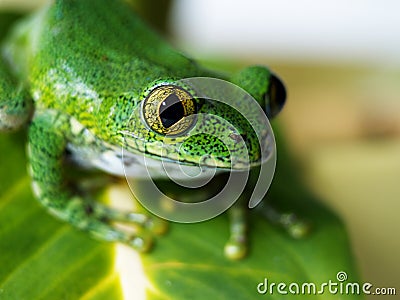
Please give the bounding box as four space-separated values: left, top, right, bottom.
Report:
0 0 306 260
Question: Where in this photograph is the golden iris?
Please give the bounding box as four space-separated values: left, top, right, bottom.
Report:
142 85 196 136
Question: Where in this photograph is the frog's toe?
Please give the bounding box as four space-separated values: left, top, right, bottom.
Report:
224 238 247 260
258 204 311 239
278 212 312 238
143 216 169 235
127 231 153 253
286 219 312 239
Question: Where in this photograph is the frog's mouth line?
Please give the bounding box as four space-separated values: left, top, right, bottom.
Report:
120 130 271 172
120 109 273 171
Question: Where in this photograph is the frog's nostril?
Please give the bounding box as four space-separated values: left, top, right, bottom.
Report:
229 133 247 143
264 74 286 119
229 133 241 142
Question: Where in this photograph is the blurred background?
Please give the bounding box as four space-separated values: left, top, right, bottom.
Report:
1 0 399 298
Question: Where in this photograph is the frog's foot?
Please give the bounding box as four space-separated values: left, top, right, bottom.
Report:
224 205 248 260
81 211 154 252
257 202 311 239
59 200 168 252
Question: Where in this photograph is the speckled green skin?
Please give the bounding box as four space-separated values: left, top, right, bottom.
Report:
0 0 300 258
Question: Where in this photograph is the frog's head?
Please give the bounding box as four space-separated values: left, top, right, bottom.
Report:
121 66 286 171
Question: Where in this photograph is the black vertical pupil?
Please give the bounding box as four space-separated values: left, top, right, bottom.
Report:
159 93 184 128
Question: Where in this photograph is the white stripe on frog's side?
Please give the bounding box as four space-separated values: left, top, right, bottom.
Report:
67 141 218 181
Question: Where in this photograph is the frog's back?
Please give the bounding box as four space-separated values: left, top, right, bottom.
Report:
2 0 204 118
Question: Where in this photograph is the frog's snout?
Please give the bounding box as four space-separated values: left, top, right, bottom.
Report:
179 124 264 170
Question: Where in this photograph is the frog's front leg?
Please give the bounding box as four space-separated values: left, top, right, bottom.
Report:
28 111 163 251
224 196 311 260
0 60 32 131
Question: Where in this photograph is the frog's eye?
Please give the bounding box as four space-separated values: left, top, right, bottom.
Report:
264 74 286 119
142 85 197 136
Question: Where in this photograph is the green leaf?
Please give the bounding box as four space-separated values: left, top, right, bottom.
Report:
0 131 122 300
138 128 363 299
0 126 362 300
